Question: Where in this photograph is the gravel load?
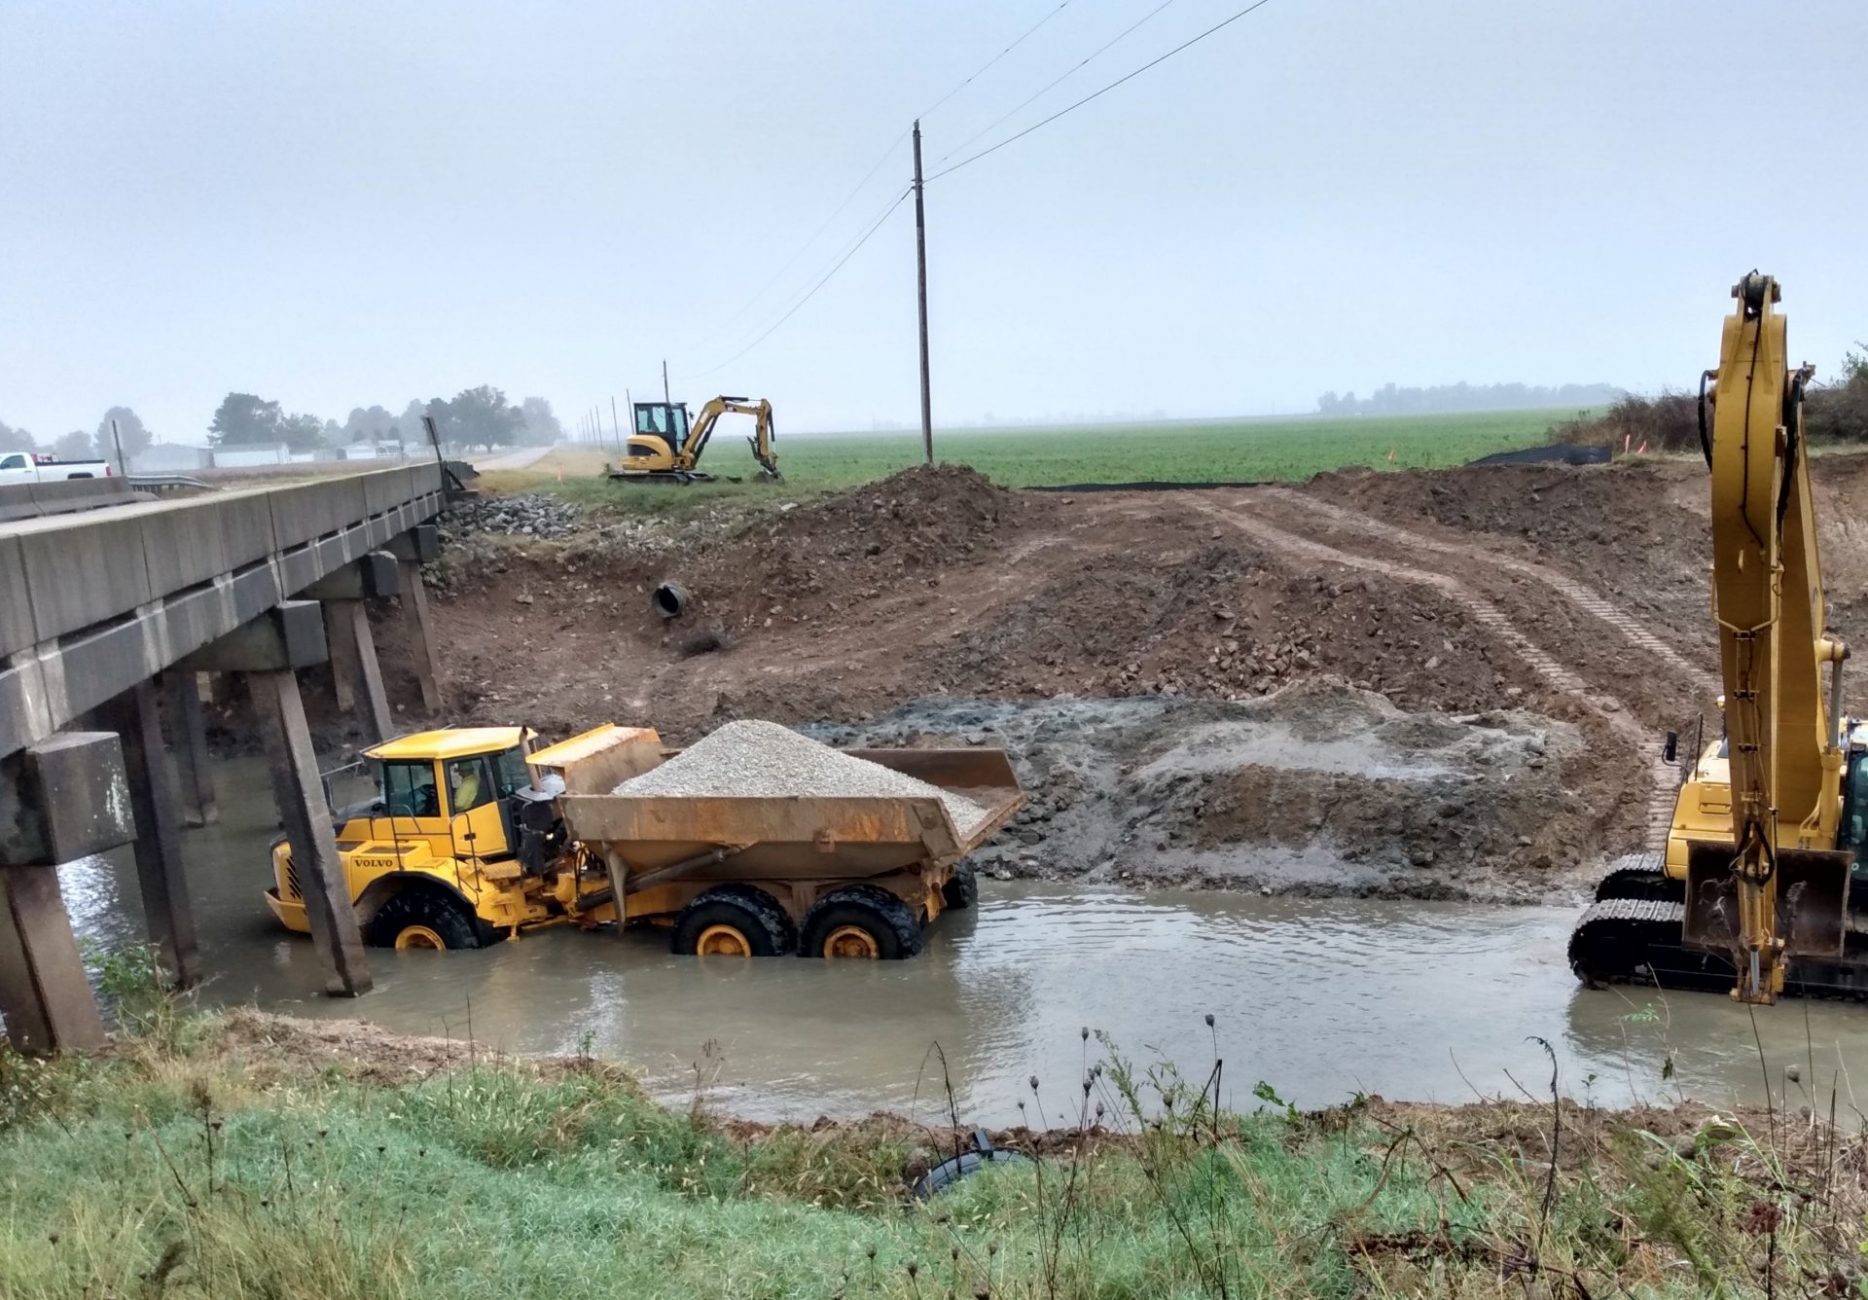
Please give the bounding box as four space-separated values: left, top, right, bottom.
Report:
613 719 992 836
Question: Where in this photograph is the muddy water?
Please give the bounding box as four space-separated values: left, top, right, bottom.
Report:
59 760 1868 1125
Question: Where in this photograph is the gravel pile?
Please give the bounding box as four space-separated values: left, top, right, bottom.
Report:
612 719 992 836
444 494 580 539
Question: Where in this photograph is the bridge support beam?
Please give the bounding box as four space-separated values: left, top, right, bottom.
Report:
331 602 392 742
164 672 218 827
96 681 200 989
305 554 398 742
388 527 443 714
180 603 372 997
0 732 136 1052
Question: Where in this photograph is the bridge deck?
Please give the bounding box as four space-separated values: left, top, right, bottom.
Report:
0 464 444 759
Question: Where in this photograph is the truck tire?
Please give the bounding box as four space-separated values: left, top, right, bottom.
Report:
800 885 923 960
367 890 486 951
672 886 795 957
941 863 979 911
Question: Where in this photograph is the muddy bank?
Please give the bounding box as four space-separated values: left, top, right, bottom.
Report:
812 681 1597 901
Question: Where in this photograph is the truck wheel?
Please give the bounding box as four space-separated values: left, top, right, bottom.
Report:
367 891 485 951
672 886 795 957
941 864 979 911
800 886 923 960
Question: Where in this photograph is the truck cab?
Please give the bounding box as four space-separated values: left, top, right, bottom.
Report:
0 451 112 481
267 727 553 949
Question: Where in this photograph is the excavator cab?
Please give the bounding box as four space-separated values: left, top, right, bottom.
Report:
622 402 691 473
632 402 690 445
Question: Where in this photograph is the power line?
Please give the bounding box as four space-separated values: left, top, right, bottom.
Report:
680 3 1091 369
683 1 1080 360
917 0 1082 120
939 0 1183 164
929 0 1279 183
690 187 913 378
689 128 909 353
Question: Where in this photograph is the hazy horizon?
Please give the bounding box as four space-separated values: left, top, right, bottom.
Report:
3 1 1864 443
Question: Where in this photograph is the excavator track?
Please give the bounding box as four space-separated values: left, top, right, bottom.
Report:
1572 877 1868 1000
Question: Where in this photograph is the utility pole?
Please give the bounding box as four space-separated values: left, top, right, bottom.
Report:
913 119 932 465
108 417 127 476
662 359 671 405
611 395 621 446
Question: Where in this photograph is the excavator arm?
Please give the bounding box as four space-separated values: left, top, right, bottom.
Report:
679 397 782 481
1686 272 1852 1002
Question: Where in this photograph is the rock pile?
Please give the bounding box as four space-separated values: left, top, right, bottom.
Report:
444 494 580 540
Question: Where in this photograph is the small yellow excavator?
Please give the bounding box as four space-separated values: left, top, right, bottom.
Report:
609 395 781 484
1571 273 1867 1003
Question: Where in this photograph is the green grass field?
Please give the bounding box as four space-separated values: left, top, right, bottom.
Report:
484 408 1575 516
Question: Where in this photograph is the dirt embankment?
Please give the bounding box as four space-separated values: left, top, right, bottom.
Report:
402 453 1868 900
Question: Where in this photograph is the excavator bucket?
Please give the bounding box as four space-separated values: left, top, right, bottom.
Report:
1683 840 1849 960
749 436 782 482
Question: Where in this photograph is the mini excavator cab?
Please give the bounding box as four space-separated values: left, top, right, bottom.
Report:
625 401 691 469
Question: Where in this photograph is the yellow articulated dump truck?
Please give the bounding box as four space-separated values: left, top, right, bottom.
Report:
266 721 1024 959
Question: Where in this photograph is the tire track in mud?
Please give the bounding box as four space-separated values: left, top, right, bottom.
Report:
1258 487 1720 699
1194 499 1678 851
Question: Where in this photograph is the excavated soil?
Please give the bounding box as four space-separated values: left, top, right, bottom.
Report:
391 453 1868 901
811 685 1592 901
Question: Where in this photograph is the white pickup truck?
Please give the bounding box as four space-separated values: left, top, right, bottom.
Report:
0 452 115 482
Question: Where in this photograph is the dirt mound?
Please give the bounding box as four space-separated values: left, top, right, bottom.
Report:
928 538 1536 713
1310 461 1712 639
606 464 1041 640
814 684 1602 901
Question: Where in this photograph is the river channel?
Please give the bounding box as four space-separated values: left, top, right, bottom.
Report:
57 762 1868 1126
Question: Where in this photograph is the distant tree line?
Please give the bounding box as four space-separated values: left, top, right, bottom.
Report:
208 386 563 452
1548 346 1868 452
0 388 564 465
1316 382 1623 416
0 405 152 466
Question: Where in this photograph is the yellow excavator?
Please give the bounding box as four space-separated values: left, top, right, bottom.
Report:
609 395 781 484
1571 273 1866 1003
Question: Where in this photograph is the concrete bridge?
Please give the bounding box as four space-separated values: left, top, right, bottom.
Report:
0 463 454 1050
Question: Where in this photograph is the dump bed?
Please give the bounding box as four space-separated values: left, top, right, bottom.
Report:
556 747 1024 881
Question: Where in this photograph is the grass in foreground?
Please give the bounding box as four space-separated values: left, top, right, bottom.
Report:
1 981 1863 1299
485 409 1573 521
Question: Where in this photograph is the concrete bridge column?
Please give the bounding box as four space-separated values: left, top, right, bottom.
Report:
164 672 218 827
388 526 443 714
0 733 137 1052
304 553 399 743
96 680 200 989
179 603 372 997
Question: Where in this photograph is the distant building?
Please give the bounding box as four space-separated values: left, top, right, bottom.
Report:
134 442 213 473
211 444 293 468
338 442 408 461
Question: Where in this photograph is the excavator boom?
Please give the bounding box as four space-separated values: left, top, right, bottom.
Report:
1570 275 1861 1003
1685 274 1850 1002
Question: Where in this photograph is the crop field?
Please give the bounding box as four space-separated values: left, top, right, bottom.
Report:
482 408 1576 513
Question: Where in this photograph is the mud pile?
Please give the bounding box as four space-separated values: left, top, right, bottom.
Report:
812 682 1596 901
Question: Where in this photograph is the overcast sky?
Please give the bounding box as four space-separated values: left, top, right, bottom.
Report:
3 0 1865 441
